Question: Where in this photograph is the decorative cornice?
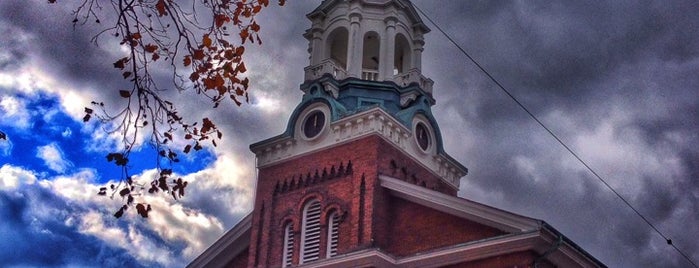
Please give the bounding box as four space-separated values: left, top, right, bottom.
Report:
252 107 466 189
274 161 354 195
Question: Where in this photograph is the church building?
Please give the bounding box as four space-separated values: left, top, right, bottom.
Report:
189 0 605 267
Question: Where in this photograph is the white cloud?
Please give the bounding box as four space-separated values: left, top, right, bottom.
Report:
0 164 37 190
0 95 32 129
78 211 174 266
36 142 73 173
62 127 72 137
35 157 252 265
0 137 11 156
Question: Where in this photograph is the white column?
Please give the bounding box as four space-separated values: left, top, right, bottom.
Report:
382 17 397 81
412 31 424 71
310 27 324 66
347 13 362 78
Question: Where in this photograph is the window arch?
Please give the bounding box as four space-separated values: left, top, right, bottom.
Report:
326 211 340 258
362 31 381 81
300 199 322 264
281 222 294 268
326 27 349 70
394 33 411 75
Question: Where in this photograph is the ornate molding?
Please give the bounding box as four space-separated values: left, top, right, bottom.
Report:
252 107 466 189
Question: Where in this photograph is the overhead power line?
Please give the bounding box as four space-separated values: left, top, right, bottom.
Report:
412 3 697 268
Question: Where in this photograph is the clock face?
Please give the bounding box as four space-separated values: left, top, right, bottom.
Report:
415 122 430 151
303 110 326 138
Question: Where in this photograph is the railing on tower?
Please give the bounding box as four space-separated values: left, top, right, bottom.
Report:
304 58 348 81
304 63 433 94
361 69 379 81
393 68 433 94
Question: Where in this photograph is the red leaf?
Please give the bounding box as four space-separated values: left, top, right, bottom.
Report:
119 90 131 98
202 34 212 48
192 49 205 60
183 56 191 67
144 44 158 53
155 0 168 16
122 71 132 79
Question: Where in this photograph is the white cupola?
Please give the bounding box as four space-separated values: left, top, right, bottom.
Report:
303 0 434 93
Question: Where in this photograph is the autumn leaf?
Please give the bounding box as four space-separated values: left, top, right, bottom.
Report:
251 21 260 32
214 14 230 28
183 55 191 67
155 0 168 16
113 57 129 69
145 44 158 53
236 62 247 73
239 29 249 43
202 34 212 48
122 71 132 79
192 49 205 60
119 90 131 98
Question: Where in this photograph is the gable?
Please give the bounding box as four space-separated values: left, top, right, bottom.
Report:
380 195 507 257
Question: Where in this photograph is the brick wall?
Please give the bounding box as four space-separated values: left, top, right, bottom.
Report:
225 248 249 268
247 134 468 267
377 196 506 257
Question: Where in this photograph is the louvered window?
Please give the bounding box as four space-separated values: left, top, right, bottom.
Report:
326 212 339 257
282 223 294 267
300 200 321 264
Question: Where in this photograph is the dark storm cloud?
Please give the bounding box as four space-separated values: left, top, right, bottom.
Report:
416 0 699 267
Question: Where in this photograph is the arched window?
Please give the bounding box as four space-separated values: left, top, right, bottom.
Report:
326 211 340 258
326 27 349 70
394 34 411 75
300 199 322 264
362 32 381 81
281 222 294 267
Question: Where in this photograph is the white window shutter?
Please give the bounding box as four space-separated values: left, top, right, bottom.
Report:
326 212 339 258
300 200 321 264
282 223 294 267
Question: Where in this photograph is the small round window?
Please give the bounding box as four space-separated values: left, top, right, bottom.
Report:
415 122 430 151
303 110 326 139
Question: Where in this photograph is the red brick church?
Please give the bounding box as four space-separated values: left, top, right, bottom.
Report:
189 0 605 267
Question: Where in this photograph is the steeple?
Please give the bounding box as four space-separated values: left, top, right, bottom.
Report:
303 0 433 93
188 2 607 267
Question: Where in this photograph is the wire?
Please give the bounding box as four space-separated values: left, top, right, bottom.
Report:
412 3 698 268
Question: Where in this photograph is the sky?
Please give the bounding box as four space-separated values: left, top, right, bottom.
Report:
1 0 698 267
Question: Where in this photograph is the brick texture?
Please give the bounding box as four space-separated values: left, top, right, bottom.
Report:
376 196 506 257
246 134 501 267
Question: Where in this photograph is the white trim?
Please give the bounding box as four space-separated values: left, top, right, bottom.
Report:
379 175 541 233
282 222 294 267
186 213 252 268
252 107 467 189
293 231 602 268
301 200 322 264
411 115 435 154
326 212 340 258
297 103 331 141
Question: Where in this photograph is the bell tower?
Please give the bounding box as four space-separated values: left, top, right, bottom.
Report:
246 0 467 267
304 0 433 90
189 1 607 267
